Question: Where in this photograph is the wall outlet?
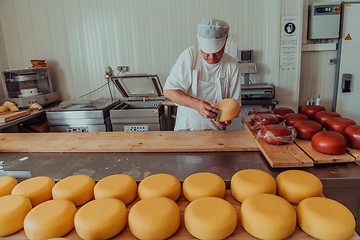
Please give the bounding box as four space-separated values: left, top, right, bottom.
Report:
117 66 129 72
329 58 336 65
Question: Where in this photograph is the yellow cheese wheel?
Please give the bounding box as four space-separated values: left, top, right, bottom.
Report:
276 170 323 204
52 175 95 206
0 195 32 237
231 169 276 203
297 197 355 240
94 174 137 204
184 197 237 239
183 172 225 202
11 176 55 206
0 176 18 197
74 198 127 240
138 173 181 201
240 193 296 240
24 199 77 240
0 105 8 112
213 98 241 122
128 196 180 240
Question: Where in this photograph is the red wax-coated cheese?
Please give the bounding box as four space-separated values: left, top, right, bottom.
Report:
248 108 273 115
251 114 279 131
260 124 293 145
311 131 348 155
301 105 326 120
314 111 341 126
325 117 356 135
273 107 295 116
293 120 323 140
344 125 360 149
283 113 308 127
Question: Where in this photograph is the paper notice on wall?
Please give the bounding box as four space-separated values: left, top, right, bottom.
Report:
280 44 298 68
281 16 299 41
225 34 238 60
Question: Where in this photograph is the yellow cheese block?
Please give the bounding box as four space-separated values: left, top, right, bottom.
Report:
138 173 181 201
276 170 323 204
240 193 297 240
24 199 77 240
183 172 225 202
74 198 127 240
213 98 241 122
297 197 355 240
0 176 18 197
128 196 180 239
0 195 32 237
231 169 276 203
0 105 8 112
52 175 95 206
11 176 55 206
184 196 237 239
94 174 137 204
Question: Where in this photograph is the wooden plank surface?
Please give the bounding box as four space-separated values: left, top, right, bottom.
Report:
4 190 359 240
347 147 360 161
295 139 355 164
0 111 30 123
0 130 259 153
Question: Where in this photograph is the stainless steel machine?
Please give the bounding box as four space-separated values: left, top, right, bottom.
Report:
46 98 119 132
1 67 59 108
110 74 165 132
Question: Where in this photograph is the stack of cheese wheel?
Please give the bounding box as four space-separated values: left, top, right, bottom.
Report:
314 110 341 126
273 107 294 116
251 113 279 131
74 198 128 240
213 98 241 122
231 169 276 202
311 131 348 155
283 113 308 127
183 172 225 202
301 105 326 120
293 120 323 140
12 176 55 207
344 125 360 149
325 117 356 134
94 174 137 205
138 173 181 201
259 124 295 145
52 175 95 206
0 176 18 197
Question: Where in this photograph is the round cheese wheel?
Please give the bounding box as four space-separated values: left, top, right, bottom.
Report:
248 108 273 115
74 198 127 240
138 173 180 201
241 193 296 240
293 120 323 140
260 124 294 145
231 169 276 203
276 170 323 204
0 176 18 197
183 172 225 202
314 111 341 126
52 175 95 206
251 113 279 131
297 197 355 240
94 174 137 205
325 117 356 135
0 195 32 237
12 176 55 207
301 105 326 120
128 196 180 240
311 131 348 155
283 113 308 127
272 107 294 116
213 98 241 122
184 197 237 239
344 125 360 149
24 199 76 240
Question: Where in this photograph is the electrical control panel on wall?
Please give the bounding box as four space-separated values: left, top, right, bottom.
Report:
308 3 341 39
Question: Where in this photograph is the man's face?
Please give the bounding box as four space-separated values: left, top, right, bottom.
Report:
200 46 225 64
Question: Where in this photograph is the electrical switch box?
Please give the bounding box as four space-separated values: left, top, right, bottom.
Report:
308 3 341 39
342 74 352 93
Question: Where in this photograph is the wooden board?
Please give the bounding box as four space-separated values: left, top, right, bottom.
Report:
4 190 359 240
295 139 355 164
242 121 314 168
0 111 30 123
347 147 360 161
0 130 259 153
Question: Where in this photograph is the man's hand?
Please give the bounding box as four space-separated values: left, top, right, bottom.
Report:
213 120 232 128
195 100 218 119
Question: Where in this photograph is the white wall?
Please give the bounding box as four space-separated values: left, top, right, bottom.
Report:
0 0 303 111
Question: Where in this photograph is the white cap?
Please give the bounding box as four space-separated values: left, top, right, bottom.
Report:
197 19 229 54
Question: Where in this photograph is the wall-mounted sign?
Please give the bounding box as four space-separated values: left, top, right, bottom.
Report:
281 16 299 41
280 44 298 68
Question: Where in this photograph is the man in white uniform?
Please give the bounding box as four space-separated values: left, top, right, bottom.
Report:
164 19 242 131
